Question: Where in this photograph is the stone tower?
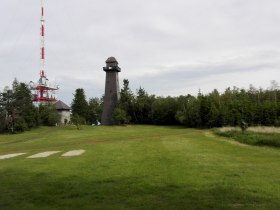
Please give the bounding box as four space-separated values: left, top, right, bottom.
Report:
101 57 121 125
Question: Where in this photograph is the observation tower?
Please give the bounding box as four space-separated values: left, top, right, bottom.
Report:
101 57 121 125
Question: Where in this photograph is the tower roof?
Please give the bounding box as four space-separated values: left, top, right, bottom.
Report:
106 57 118 64
55 100 71 110
104 56 121 72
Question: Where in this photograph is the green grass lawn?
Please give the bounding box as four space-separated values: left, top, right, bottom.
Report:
0 125 279 210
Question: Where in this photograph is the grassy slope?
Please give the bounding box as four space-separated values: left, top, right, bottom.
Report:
0 126 279 210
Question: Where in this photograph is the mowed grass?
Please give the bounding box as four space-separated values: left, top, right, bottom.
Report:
0 126 279 210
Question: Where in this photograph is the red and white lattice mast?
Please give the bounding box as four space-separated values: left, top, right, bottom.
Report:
40 0 45 77
30 0 59 104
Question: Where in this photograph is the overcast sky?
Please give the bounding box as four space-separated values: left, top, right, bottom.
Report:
1 0 280 104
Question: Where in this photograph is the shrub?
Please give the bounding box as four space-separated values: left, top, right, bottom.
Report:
240 120 248 132
112 108 130 125
39 105 60 126
14 118 27 133
71 114 85 130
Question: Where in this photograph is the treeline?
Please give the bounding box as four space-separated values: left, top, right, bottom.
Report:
0 79 60 133
71 79 280 127
112 80 280 127
1 78 280 133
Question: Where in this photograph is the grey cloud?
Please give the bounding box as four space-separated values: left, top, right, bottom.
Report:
130 51 280 96
1 0 280 102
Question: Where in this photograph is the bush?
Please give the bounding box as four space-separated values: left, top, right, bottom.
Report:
39 105 60 126
112 108 130 125
71 114 85 130
240 120 248 132
14 118 27 133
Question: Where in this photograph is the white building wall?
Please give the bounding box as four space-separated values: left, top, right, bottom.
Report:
58 110 71 125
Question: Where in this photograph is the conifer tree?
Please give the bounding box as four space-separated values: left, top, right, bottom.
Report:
71 88 88 124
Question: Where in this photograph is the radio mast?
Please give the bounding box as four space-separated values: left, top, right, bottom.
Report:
40 0 45 78
30 0 59 104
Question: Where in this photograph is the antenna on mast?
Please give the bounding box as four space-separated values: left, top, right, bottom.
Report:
40 0 45 75
30 0 59 104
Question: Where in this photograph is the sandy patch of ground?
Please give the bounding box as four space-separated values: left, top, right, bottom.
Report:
0 153 26 160
61 150 85 157
27 151 60 158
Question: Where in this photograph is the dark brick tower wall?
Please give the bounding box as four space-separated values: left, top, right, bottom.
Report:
101 57 121 125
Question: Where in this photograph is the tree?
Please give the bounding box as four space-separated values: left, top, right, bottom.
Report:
134 87 155 124
0 80 39 133
176 95 201 127
0 87 14 132
87 97 102 125
71 88 88 124
13 82 39 129
151 97 179 125
198 94 210 127
112 107 129 124
71 114 83 130
39 104 60 126
206 89 223 127
118 79 135 123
